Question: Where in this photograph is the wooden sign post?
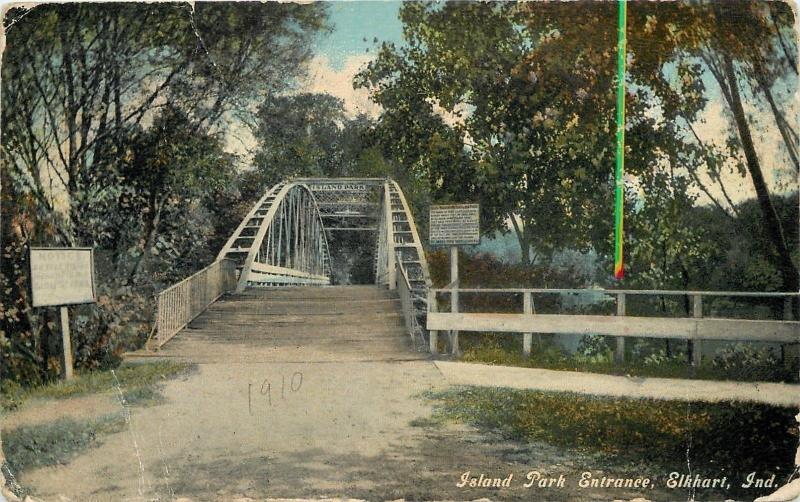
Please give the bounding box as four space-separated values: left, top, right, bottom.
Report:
30 247 96 380
59 306 74 379
430 204 480 356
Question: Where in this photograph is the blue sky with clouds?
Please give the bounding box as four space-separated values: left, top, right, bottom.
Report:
315 1 404 70
302 1 406 117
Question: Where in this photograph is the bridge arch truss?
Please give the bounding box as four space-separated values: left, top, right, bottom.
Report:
217 181 332 289
217 177 431 341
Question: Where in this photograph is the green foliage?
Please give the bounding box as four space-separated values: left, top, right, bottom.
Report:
425 387 797 499
575 335 613 364
253 93 351 184
712 344 789 382
250 93 405 187
428 249 595 289
1 2 328 386
359 0 798 299
120 385 165 407
357 2 664 265
642 349 686 368
4 414 126 473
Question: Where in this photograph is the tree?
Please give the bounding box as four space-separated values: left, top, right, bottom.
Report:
624 0 799 301
114 107 237 285
252 93 349 184
358 1 797 295
357 2 662 265
2 2 328 245
0 2 329 384
251 92 402 184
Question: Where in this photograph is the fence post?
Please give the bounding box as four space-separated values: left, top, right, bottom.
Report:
691 294 703 367
450 246 460 356
156 295 164 348
614 293 625 364
523 291 533 358
784 296 798 369
428 290 438 355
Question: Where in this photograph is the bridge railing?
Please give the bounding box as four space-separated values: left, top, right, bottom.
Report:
427 288 799 365
396 259 428 350
148 259 237 350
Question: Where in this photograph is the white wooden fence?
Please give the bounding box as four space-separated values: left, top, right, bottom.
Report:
148 259 237 350
427 288 800 365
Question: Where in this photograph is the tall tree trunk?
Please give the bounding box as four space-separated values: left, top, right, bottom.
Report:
127 194 163 285
510 214 531 266
754 63 799 172
720 54 799 304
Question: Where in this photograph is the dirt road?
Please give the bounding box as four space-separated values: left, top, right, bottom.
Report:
9 359 680 501
7 288 685 501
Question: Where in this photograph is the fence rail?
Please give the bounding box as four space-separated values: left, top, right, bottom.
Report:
427 287 800 365
149 259 237 350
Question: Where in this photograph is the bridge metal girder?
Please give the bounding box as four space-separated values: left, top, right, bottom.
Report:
375 179 431 293
216 177 430 297
295 178 383 220
216 182 331 290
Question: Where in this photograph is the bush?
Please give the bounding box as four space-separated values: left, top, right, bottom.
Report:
642 349 686 367
0 379 25 411
712 344 788 381
575 334 613 363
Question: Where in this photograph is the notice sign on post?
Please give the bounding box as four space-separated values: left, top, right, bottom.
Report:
30 247 96 307
429 204 480 246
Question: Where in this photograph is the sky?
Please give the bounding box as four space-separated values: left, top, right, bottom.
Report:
302 1 404 117
315 1 404 71
227 1 404 153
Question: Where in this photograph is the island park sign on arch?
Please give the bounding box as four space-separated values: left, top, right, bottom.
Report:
29 247 97 380
429 204 480 354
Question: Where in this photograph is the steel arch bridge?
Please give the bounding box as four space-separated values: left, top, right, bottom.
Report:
216 178 431 296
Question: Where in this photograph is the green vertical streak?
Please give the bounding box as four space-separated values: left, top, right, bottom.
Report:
614 0 627 279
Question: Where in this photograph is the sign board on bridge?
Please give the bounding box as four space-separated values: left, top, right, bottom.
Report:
311 183 368 192
30 247 96 307
429 204 480 246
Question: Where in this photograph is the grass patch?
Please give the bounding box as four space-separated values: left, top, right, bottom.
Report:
1 360 195 411
458 334 798 383
424 386 798 499
409 416 446 429
4 413 126 473
120 385 165 406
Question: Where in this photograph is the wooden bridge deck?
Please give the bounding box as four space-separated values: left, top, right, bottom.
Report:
132 285 428 363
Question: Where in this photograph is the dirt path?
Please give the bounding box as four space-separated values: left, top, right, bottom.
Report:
9 359 690 502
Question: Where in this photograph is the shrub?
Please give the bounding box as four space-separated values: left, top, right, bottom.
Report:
643 349 686 367
575 334 613 363
712 344 787 381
